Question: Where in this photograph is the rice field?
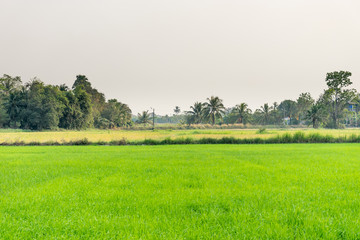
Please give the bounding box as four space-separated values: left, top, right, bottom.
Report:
0 128 360 144
1 144 360 239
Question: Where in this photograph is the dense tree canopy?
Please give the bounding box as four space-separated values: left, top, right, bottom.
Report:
0 74 132 130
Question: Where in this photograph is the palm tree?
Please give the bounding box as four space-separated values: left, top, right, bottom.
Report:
186 102 205 124
306 104 323 128
137 111 152 126
173 106 181 115
234 103 252 124
204 96 225 125
259 103 273 125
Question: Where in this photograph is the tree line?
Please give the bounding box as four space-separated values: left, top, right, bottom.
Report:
137 71 357 129
0 74 132 130
1 71 356 130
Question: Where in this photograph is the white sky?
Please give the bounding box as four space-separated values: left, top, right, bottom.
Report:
1 0 359 115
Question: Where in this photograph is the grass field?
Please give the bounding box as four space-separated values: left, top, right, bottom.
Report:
1 144 360 239
1 128 360 144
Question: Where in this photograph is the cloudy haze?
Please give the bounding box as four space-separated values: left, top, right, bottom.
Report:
1 0 359 114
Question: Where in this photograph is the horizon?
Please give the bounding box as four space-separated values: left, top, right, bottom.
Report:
1 0 360 115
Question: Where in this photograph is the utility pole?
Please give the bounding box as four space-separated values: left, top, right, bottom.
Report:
150 107 155 130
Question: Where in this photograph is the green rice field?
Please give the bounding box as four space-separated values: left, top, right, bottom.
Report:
1 144 360 239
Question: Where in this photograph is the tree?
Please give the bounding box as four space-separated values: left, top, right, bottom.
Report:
0 74 22 95
306 103 324 128
101 99 132 128
297 92 314 124
137 111 152 126
204 96 225 125
186 102 205 124
72 75 106 127
59 87 93 129
259 103 272 125
278 100 297 125
174 106 181 115
322 71 355 128
5 90 23 128
233 103 252 124
0 98 9 127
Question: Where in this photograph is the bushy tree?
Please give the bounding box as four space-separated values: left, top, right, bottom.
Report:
101 99 132 128
321 71 355 128
297 92 314 123
278 100 297 125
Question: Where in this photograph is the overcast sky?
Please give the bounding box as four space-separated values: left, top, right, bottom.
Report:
1 0 359 115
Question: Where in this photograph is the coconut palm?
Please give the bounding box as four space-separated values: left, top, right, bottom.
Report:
204 96 225 125
186 102 205 124
259 103 273 125
173 106 181 115
137 110 152 126
234 103 252 124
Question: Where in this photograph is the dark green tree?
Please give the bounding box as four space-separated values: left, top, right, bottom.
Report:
322 71 355 128
306 103 324 128
233 103 252 124
278 100 297 125
204 96 225 125
101 99 132 128
297 92 315 124
259 103 272 125
186 102 205 124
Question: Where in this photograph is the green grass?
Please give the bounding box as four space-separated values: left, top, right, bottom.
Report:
1 144 360 239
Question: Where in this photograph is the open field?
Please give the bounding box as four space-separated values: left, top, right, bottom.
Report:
1 144 360 239
1 128 360 144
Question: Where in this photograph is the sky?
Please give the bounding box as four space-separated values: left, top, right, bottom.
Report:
1 0 360 115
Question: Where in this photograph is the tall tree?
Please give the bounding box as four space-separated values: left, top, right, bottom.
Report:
72 75 105 127
204 96 225 125
322 71 355 128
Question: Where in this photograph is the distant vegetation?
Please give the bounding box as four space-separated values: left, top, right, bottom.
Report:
0 74 132 130
155 71 358 129
0 71 357 130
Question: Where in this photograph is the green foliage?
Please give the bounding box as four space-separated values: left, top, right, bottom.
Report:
297 92 315 123
137 110 152 126
101 99 132 128
278 99 298 124
322 71 355 128
204 96 225 125
0 74 133 130
185 102 205 124
233 103 252 124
